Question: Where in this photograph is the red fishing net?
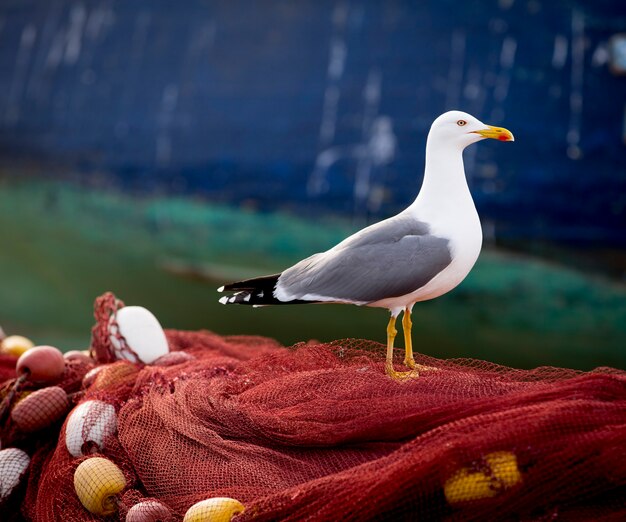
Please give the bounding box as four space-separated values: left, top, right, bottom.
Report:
2 293 625 521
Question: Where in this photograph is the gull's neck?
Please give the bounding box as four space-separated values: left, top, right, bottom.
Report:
409 137 475 216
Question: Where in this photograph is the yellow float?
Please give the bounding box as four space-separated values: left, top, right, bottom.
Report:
444 451 522 504
1 335 34 357
183 497 245 522
73 457 126 515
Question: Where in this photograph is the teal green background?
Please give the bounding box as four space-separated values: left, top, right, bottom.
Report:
1 178 624 371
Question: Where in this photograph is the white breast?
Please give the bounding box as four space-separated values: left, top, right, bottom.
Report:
368 195 483 313
411 205 482 301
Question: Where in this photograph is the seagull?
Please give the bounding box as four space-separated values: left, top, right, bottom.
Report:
218 111 514 380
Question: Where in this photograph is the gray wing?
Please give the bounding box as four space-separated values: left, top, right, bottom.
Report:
276 214 452 303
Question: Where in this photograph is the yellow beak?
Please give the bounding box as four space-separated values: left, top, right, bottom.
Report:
472 125 514 142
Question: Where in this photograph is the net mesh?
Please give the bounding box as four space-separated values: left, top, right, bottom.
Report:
3 306 626 520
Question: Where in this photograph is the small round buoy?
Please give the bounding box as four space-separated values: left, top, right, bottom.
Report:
84 361 138 391
11 386 69 433
74 457 126 516
183 497 245 522
82 365 105 388
153 351 194 367
64 350 94 365
65 400 118 457
1 336 34 357
110 306 169 364
98 362 136 389
0 448 30 503
126 500 173 522
16 346 65 384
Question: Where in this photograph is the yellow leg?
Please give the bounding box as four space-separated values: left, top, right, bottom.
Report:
401 308 438 374
385 314 419 381
402 309 415 368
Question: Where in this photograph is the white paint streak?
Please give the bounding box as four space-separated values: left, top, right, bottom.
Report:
591 43 609 67
500 36 517 69
308 2 349 195
352 69 383 213
189 21 216 55
552 35 568 69
45 30 65 71
65 4 87 65
25 5 63 101
156 84 179 165
319 39 346 145
85 5 115 41
361 68 381 134
567 9 585 160
355 115 396 211
328 38 347 79
494 37 517 102
318 85 340 147
5 24 37 125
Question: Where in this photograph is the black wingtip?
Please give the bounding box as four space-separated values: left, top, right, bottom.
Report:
218 273 316 306
218 274 281 305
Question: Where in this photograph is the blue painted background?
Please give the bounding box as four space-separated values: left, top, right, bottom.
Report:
0 0 625 245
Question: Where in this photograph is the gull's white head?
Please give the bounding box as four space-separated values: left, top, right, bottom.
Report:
428 110 514 150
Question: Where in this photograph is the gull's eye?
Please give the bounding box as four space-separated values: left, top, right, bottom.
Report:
457 120 467 126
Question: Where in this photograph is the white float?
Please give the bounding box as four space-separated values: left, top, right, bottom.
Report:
110 306 169 364
65 400 118 457
0 448 30 501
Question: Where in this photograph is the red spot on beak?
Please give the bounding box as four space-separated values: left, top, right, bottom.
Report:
498 134 509 141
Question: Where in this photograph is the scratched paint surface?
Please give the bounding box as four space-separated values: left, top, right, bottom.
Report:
0 0 624 248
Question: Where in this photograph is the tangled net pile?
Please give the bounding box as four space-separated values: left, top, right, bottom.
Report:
1 293 625 521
